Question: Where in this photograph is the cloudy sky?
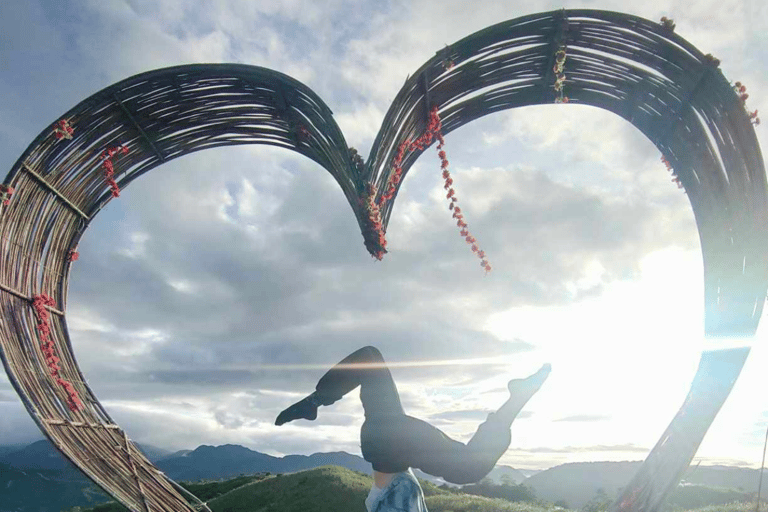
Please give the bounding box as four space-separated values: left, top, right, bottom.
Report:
1 0 767 472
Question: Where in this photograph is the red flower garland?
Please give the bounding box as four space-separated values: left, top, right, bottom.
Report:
0 184 14 206
297 125 310 142
68 250 79 262
32 294 84 412
661 155 685 190
361 183 387 260
53 119 74 140
734 82 760 125
374 107 491 272
101 145 129 198
553 47 570 104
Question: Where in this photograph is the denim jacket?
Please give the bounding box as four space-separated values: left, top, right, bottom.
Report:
365 470 428 512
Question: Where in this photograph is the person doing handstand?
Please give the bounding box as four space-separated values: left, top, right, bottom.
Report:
275 346 550 512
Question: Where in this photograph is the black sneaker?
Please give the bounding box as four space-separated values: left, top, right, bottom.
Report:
275 394 321 426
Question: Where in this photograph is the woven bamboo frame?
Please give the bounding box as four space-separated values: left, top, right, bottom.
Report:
0 9 765 512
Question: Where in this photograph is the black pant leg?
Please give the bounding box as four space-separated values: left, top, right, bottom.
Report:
363 413 512 484
314 346 404 416
319 347 514 482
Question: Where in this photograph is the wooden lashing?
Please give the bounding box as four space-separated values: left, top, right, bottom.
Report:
656 63 717 145
113 93 166 163
123 431 152 512
541 10 569 103
0 282 64 316
44 418 120 429
21 163 90 220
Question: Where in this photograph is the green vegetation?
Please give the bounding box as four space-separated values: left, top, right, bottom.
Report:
205 466 371 512
65 474 266 512
425 494 556 512
443 477 538 503
182 474 268 502
69 466 762 512
676 503 756 512
666 485 754 510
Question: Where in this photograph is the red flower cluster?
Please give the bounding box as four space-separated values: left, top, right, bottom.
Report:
660 16 676 32
68 250 79 262
553 48 569 104
378 107 444 207
0 184 14 206
617 487 641 512
361 183 387 260
704 53 720 67
53 119 74 140
101 145 129 198
734 82 748 102
437 135 491 272
368 106 491 271
296 124 311 144
32 294 84 412
661 155 684 190
733 82 760 126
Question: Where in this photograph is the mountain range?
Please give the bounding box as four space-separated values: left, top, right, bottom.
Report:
0 439 764 511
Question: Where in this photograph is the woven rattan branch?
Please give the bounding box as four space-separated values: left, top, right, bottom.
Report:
113 93 166 162
21 163 90 220
0 9 765 512
123 431 152 512
0 282 64 316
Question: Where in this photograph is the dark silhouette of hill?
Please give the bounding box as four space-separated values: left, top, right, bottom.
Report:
154 444 373 481
485 465 527 484
0 460 110 512
3 439 764 512
525 460 764 509
76 466 550 512
0 439 169 471
525 461 641 508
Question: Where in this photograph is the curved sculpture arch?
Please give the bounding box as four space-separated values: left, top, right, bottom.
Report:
1 9 765 512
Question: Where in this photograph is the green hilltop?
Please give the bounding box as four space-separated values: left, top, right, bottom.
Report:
69 465 760 512
70 466 555 512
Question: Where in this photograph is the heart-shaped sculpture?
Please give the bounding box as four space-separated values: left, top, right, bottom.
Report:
0 9 766 512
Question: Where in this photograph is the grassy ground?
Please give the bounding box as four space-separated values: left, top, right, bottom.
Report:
69 466 760 512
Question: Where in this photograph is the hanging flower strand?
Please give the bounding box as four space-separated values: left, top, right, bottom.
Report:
0 184 14 206
733 82 760 126
361 182 387 260
374 107 491 272
32 294 84 412
553 47 569 104
437 129 492 273
661 155 685 191
101 145 129 198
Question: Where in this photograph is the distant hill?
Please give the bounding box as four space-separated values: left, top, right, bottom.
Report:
1 439 80 471
0 461 111 512
77 467 761 512
485 465 528 484
682 464 766 491
80 466 556 512
0 439 527 488
0 442 30 457
0 439 169 471
154 444 374 481
525 461 764 509
526 461 641 508
3 439 764 512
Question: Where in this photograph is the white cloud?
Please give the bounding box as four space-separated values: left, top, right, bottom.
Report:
1 0 767 475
